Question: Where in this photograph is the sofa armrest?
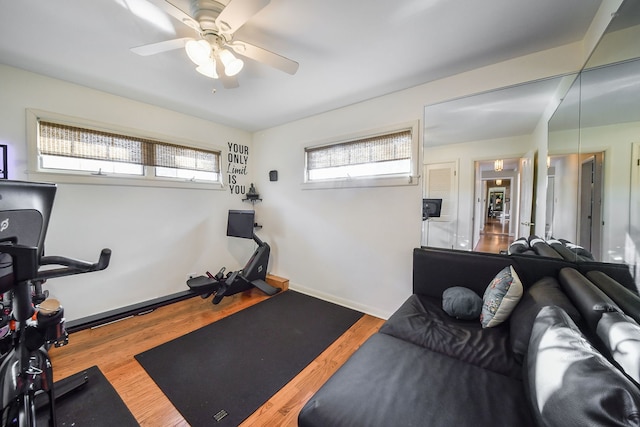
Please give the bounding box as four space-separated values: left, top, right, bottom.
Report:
559 267 619 333
586 270 640 324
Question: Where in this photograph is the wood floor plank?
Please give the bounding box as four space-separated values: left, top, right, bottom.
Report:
48 289 383 426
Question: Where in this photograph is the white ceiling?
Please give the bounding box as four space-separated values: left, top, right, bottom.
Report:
0 0 603 132
423 77 567 146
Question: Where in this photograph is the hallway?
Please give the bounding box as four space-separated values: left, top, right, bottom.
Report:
474 217 513 254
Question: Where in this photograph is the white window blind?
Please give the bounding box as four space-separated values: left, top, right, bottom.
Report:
304 128 414 183
306 129 412 171
38 121 220 174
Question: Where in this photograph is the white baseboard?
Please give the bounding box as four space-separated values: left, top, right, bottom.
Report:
289 283 392 320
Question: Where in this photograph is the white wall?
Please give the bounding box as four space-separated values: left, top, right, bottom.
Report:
0 64 255 321
550 153 580 242
548 121 640 262
581 121 640 262
0 39 587 321
253 45 583 319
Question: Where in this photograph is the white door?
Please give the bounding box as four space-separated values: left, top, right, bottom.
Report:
632 143 640 233
422 161 458 248
472 162 483 251
517 151 535 238
630 143 640 288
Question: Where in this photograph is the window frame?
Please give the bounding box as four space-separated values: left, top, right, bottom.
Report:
302 120 421 189
26 109 225 190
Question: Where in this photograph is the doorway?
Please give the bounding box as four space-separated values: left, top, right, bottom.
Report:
472 158 520 253
578 152 604 260
476 179 512 253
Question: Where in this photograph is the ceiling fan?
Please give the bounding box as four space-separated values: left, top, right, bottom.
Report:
131 0 299 88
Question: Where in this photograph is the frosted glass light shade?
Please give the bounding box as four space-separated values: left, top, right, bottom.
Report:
185 39 212 66
196 60 219 79
218 49 244 76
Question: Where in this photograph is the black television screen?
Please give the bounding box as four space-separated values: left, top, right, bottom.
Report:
226 210 255 239
422 198 443 219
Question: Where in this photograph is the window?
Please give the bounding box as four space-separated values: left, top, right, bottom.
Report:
304 122 419 188
27 111 223 188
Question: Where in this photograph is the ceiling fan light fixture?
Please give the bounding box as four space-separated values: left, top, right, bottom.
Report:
185 39 212 66
195 60 219 79
218 49 244 77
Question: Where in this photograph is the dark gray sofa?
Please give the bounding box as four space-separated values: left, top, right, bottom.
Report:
298 247 640 427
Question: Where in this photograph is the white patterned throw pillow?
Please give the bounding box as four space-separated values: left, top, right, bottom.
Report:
481 265 523 328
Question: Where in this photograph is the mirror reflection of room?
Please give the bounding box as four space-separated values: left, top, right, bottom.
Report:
474 158 518 254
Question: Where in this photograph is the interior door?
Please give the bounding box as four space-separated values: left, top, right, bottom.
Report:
472 162 483 250
579 157 595 251
578 153 603 259
422 161 458 248
632 143 640 234
517 151 535 237
630 143 640 283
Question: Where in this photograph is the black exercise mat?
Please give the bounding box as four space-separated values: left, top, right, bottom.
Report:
36 365 139 426
135 290 363 426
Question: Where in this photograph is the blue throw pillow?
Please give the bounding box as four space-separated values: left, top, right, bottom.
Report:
442 286 482 320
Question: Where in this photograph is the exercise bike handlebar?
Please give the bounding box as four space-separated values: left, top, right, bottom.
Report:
36 248 112 280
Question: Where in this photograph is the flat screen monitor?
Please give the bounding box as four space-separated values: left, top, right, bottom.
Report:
0 181 57 250
423 198 443 219
226 210 255 239
0 181 57 292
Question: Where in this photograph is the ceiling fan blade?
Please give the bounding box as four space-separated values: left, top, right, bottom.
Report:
229 41 298 75
131 37 192 56
148 0 200 30
216 60 240 88
216 0 270 33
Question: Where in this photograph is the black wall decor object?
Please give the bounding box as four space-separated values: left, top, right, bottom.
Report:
269 170 278 181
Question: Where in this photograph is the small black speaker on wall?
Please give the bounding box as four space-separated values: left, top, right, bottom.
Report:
269 170 278 181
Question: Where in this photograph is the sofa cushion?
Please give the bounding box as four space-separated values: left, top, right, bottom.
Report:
379 294 519 377
526 306 640 427
299 332 535 427
509 276 582 363
481 265 523 328
442 286 482 320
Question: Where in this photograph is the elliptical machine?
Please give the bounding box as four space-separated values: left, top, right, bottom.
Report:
187 209 280 304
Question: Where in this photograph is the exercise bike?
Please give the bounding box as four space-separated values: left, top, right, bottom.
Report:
0 181 111 427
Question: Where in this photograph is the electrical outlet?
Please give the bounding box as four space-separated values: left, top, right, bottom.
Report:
186 272 197 281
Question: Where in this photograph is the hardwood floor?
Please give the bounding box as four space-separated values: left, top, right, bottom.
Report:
49 288 384 426
474 217 514 253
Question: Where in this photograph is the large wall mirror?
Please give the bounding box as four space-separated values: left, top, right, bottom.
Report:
423 0 639 290
422 76 569 253
547 0 640 283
